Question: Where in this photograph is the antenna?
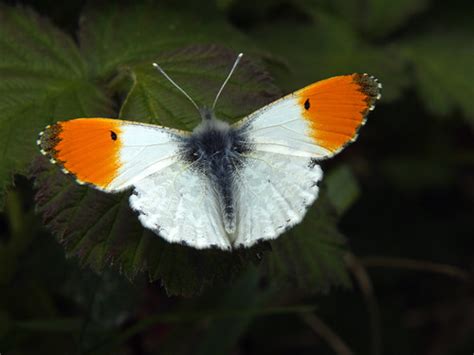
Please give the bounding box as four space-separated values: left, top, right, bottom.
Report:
152 62 200 113
211 53 243 111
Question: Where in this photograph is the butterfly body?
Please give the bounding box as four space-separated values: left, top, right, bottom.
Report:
38 69 381 250
179 110 251 235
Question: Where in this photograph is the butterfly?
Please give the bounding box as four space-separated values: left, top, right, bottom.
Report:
37 53 381 250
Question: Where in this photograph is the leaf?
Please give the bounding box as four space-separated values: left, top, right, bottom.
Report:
396 31 474 125
193 271 261 355
298 0 430 38
252 12 408 102
31 44 279 296
32 40 350 295
0 5 113 209
119 45 279 129
0 3 260 208
32 155 269 297
325 165 361 216
265 192 351 292
362 0 430 37
79 3 257 79
10 3 351 295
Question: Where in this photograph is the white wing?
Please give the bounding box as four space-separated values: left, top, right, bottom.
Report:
233 152 322 247
129 161 231 250
238 96 332 158
40 118 231 249
38 118 185 192
230 74 381 247
38 74 381 250
236 74 381 159
110 122 183 190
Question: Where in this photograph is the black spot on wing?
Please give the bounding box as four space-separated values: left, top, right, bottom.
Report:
110 130 117 141
304 98 310 110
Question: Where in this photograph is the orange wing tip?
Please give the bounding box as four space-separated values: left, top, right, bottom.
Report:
299 73 381 154
37 118 123 189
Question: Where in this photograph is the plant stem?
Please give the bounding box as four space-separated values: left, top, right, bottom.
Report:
360 257 471 281
300 312 354 355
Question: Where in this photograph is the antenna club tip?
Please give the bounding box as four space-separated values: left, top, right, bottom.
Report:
238 53 244 57
152 63 159 67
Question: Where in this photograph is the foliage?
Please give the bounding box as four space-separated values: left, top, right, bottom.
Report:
0 1 358 296
0 0 473 354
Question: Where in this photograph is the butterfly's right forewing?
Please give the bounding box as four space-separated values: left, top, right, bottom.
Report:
232 74 381 247
238 74 381 159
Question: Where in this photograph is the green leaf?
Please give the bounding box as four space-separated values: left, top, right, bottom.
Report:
252 12 408 102
363 0 430 37
119 45 279 129
396 32 474 125
0 5 113 209
265 192 351 292
181 269 264 355
0 3 260 208
298 0 430 38
5 3 350 296
79 3 256 79
31 44 279 296
326 165 361 216
31 40 350 295
33 154 266 296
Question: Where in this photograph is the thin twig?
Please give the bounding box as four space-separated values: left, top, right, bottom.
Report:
345 253 382 355
360 257 471 281
300 313 354 355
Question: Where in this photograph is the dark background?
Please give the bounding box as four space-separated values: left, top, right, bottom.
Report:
0 0 473 354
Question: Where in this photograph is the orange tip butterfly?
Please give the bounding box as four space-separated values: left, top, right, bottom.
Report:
37 53 381 250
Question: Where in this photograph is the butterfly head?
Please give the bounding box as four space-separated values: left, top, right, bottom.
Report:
199 107 215 121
